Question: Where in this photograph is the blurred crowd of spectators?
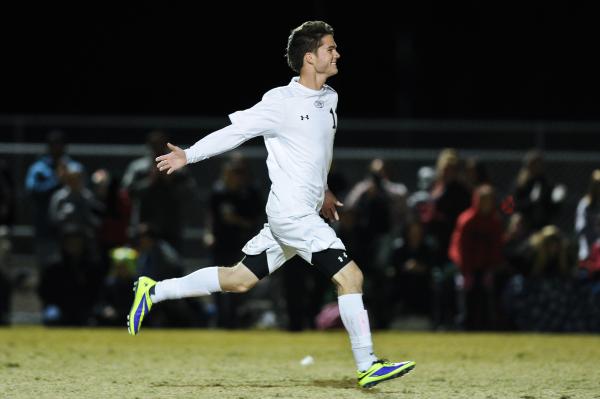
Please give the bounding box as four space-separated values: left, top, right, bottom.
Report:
1 130 599 332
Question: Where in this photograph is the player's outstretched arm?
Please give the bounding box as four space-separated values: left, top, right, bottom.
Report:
156 143 187 175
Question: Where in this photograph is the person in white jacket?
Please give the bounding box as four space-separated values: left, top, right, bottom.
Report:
127 20 415 389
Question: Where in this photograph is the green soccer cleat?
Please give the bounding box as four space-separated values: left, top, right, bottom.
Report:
127 276 156 335
357 359 416 389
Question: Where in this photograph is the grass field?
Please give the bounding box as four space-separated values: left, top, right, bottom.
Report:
1 327 599 399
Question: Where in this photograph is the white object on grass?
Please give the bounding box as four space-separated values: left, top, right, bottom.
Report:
300 355 314 366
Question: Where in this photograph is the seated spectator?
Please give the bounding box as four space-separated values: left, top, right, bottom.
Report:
25 130 83 265
344 158 408 328
448 184 504 330
464 156 492 191
426 148 471 265
502 225 598 332
512 150 566 234
91 168 131 279
345 158 408 241
92 168 131 251
503 213 529 272
281 255 329 331
133 224 206 328
205 153 264 329
407 165 435 224
524 225 575 278
122 130 199 251
38 225 102 326
48 162 103 242
392 218 435 318
94 247 138 326
135 223 184 281
426 149 471 330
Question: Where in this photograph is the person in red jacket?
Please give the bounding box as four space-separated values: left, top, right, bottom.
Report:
449 184 504 330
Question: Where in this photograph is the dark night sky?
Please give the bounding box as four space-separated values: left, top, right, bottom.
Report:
2 2 599 120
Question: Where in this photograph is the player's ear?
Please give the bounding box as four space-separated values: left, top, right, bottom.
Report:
304 52 314 66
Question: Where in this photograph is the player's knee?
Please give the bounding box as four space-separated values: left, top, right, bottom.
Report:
333 262 363 292
232 279 256 293
220 264 258 293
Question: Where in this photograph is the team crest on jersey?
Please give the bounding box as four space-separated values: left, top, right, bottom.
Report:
314 100 324 108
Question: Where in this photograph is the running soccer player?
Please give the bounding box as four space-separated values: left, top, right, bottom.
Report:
128 20 415 389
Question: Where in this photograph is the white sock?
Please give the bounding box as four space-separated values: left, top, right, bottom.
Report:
151 267 221 303
338 293 377 372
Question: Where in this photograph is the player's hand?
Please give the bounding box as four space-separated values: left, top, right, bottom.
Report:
155 143 187 175
320 189 343 222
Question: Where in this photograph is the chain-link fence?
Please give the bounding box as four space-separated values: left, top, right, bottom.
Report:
1 115 598 259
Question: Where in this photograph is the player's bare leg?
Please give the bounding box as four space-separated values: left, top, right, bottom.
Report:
217 263 260 293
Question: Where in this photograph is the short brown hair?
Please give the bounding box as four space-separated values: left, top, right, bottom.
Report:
286 21 334 73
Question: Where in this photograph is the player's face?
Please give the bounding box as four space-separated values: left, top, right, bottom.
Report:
313 34 340 77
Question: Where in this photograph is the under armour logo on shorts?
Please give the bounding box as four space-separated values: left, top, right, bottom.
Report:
337 252 348 262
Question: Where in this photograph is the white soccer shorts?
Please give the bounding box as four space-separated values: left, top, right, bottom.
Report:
242 213 346 274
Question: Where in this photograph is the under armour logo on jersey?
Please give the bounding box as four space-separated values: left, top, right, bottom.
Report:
300 115 309 120
337 252 348 262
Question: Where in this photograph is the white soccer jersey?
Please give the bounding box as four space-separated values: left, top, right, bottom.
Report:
185 77 338 218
